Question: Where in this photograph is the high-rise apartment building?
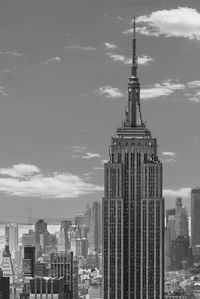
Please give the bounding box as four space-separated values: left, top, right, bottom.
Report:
191 188 200 246
175 197 188 238
88 201 102 253
5 224 18 257
103 20 164 299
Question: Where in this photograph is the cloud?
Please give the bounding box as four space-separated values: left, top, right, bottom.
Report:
82 152 101 159
162 152 176 157
163 187 191 198
65 45 96 51
45 57 61 64
101 159 107 164
67 145 87 153
104 42 117 50
136 7 200 40
0 51 24 57
0 164 102 199
72 152 101 160
106 52 131 65
0 164 40 178
163 158 177 164
97 86 124 98
0 86 8 96
138 55 154 65
141 80 185 100
185 81 200 102
187 81 200 88
106 52 153 65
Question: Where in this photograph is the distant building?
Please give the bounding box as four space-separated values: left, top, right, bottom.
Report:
35 262 47 277
75 214 86 227
50 251 73 298
165 208 176 269
171 236 191 270
88 201 101 253
29 277 66 298
71 238 88 258
191 188 200 246
1 239 14 278
60 220 71 251
0 268 10 299
22 230 36 247
5 224 18 258
35 219 50 256
57 226 66 252
88 282 102 299
175 197 188 238
23 246 35 277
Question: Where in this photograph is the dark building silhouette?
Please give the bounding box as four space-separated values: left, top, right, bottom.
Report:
0 268 10 299
29 277 66 298
50 251 74 298
191 188 200 246
171 236 192 270
103 19 164 299
23 246 35 277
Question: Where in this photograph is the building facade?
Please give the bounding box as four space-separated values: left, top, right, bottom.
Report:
50 251 74 298
191 188 200 246
175 197 188 238
103 20 164 299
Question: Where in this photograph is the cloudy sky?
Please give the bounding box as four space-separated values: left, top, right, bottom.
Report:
0 0 200 221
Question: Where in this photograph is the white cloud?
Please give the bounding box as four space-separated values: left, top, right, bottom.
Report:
106 52 131 65
162 151 176 157
45 57 61 64
104 42 117 50
0 86 8 96
0 51 24 57
0 164 102 199
106 52 153 65
101 159 107 164
141 80 185 100
163 158 177 164
185 81 200 102
138 55 154 65
117 16 123 21
82 152 101 159
163 188 191 198
97 86 124 98
68 145 87 153
188 97 200 103
65 45 96 51
136 7 200 40
0 164 40 178
187 81 200 88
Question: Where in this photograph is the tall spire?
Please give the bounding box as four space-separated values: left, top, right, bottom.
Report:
131 16 137 77
124 16 144 128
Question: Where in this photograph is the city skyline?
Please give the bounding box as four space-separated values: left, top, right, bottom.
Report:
0 0 200 219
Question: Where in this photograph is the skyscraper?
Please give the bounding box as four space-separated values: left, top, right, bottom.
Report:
103 19 164 299
191 188 200 246
175 197 188 238
88 201 102 253
5 224 18 257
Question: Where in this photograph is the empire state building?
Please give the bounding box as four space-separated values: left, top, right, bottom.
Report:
102 20 164 299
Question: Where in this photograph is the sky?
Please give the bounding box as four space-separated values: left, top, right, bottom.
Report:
0 0 200 221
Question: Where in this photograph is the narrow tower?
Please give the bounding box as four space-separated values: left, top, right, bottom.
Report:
103 19 164 299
